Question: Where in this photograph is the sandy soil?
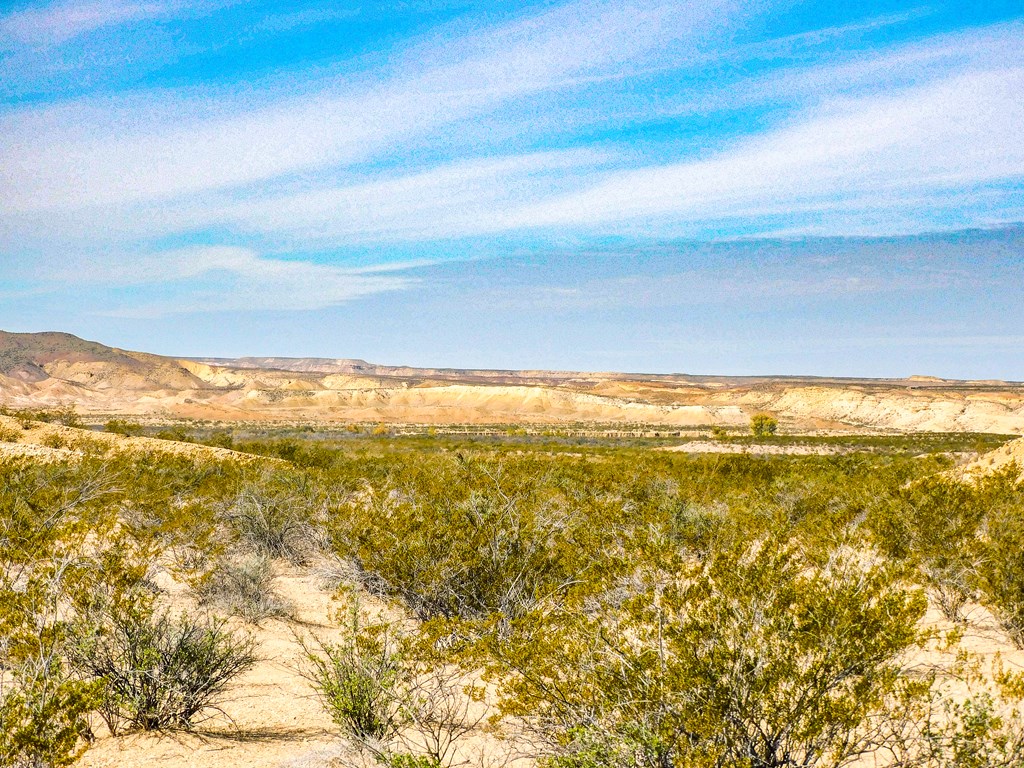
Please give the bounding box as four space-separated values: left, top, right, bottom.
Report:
955 434 1024 481
78 563 517 768
79 565 354 768
72 559 1024 768
78 565 344 768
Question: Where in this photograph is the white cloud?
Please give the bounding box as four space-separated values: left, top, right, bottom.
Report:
0 0 177 48
50 246 419 315
1 0 1021 325
0 0 737 213
500 67 1024 231
211 149 614 242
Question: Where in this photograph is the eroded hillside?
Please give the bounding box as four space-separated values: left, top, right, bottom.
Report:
2 330 1023 433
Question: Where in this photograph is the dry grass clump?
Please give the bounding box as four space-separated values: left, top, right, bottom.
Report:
223 477 328 566
195 553 294 623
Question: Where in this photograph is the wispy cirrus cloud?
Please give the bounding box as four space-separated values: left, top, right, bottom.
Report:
46 246 421 316
0 0 1022 346
0 0 740 214
0 0 179 49
499 66 1024 235
7 12 1018 248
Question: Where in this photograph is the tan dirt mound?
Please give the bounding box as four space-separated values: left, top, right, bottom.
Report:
0 415 268 465
953 435 1024 481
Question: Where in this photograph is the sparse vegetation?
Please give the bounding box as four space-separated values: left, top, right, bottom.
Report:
104 419 143 437
978 487 1024 647
301 602 489 768
3 415 1024 767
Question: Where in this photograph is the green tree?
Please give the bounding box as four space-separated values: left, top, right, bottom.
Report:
750 413 779 437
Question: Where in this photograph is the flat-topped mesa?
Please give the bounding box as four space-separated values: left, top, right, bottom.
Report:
1 330 1022 433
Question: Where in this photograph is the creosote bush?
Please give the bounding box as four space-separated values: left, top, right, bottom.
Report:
329 455 604 622
223 475 327 565
977 488 1024 648
491 538 929 768
302 602 490 768
1 651 101 768
301 607 406 746
70 599 257 734
104 419 143 437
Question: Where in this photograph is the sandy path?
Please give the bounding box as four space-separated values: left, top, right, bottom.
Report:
79 566 353 768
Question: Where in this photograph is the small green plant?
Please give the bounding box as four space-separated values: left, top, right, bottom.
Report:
978 498 1024 648
301 606 406 744
41 432 70 449
0 423 20 442
0 652 100 768
302 602 488 768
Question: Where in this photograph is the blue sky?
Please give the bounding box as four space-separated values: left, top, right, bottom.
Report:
1 0 1022 377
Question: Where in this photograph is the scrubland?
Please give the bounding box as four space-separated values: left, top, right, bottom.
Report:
2 411 1024 768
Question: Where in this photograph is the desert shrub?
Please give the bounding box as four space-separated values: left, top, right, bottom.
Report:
153 426 194 443
929 695 1024 768
0 423 20 442
866 474 994 622
70 600 257 733
492 537 929 768
329 456 600 622
0 460 136 766
223 474 326 565
104 419 143 436
312 553 357 592
977 493 1024 647
22 406 83 429
884 655 1024 768
195 553 293 622
232 437 337 468
302 607 406 745
40 433 69 450
0 652 100 768
302 604 488 768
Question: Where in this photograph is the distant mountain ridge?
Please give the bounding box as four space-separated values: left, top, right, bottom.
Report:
2 330 1023 433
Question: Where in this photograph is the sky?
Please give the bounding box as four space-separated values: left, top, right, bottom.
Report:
1 0 1022 378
